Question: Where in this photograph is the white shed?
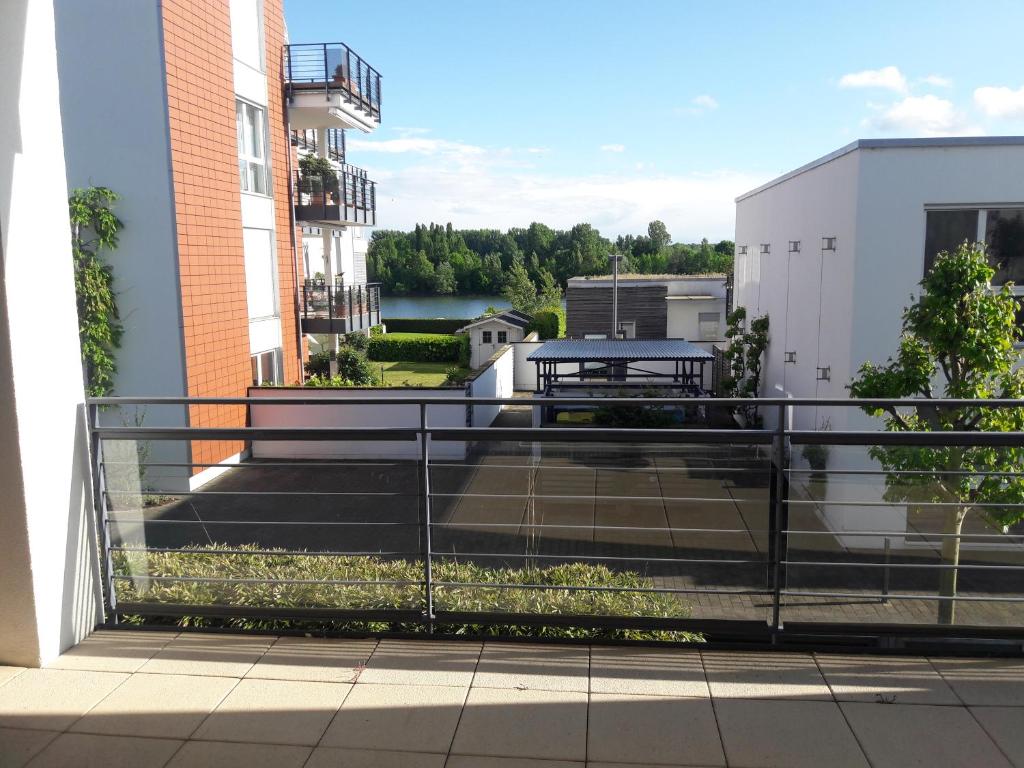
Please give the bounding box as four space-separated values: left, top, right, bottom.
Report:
457 310 532 368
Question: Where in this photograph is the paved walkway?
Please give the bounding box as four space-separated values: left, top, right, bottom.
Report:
1 632 1023 767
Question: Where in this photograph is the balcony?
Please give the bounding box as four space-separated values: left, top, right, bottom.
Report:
291 127 345 164
285 42 381 132
293 166 376 227
301 281 381 334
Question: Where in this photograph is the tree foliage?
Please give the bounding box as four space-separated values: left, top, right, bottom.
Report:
848 242 1024 624
722 307 770 424
69 187 123 396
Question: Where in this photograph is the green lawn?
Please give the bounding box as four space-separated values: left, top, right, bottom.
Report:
376 361 467 387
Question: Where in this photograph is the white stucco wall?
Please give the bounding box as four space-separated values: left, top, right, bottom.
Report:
467 343 514 427
466 319 525 368
0 0 101 666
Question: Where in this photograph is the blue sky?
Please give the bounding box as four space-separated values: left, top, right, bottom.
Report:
284 0 1024 241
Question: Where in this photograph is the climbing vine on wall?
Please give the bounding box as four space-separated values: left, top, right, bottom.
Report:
69 187 123 396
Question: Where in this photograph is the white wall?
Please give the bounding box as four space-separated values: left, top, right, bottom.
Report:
466 320 525 368
249 388 469 460
512 337 579 392
666 298 726 342
0 0 101 666
467 343 514 427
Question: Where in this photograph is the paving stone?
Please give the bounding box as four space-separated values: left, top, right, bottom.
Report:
473 643 589 692
0 669 128 731
25 732 182 768
590 646 708 698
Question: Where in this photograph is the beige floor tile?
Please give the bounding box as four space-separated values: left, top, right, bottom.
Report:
138 633 274 678
814 654 959 704
451 687 587 761
702 651 831 700
320 683 466 753
246 637 376 683
535 497 595 545
588 693 724 766
447 758 582 768
0 669 128 731
593 499 672 548
193 678 350 746
0 667 26 688
842 702 1012 768
48 630 176 673
590 647 708 698
472 643 589 692
0 727 58 768
971 707 1024 767
359 640 481 687
166 740 311 767
70 673 237 738
930 657 1024 706
714 699 868 768
306 747 446 767
25 732 182 768
655 471 733 500
595 467 663 499
664 501 757 553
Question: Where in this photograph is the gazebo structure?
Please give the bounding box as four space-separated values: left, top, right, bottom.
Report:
526 339 714 396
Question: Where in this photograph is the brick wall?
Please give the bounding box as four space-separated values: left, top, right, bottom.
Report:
264 0 306 384
162 0 249 467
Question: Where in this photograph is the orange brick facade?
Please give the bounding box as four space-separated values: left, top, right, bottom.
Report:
162 0 303 470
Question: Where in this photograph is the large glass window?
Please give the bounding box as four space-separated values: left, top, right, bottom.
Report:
924 210 978 275
243 228 277 319
236 100 269 195
251 348 282 386
924 208 1024 285
698 311 722 340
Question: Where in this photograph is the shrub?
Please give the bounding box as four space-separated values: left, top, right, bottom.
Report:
304 347 378 385
368 333 469 364
381 318 472 335
370 324 384 337
114 546 700 641
344 331 369 352
304 373 350 387
528 307 565 340
444 366 469 385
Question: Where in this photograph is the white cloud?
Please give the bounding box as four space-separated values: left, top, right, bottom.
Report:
867 95 978 136
974 85 1024 118
691 94 719 111
600 144 626 153
361 138 766 240
839 66 908 93
921 74 953 88
347 137 486 157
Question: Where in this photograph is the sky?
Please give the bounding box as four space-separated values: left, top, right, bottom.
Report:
284 0 1024 242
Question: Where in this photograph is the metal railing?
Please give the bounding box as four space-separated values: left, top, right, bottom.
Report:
292 168 375 226
291 128 345 164
301 282 381 329
284 42 382 121
86 396 1024 650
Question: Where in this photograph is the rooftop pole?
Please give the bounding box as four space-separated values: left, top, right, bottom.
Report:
610 253 620 338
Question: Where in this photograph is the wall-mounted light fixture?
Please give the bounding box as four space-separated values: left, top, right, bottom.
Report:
816 366 831 381
759 243 770 255
822 237 837 251
784 351 797 363
788 241 800 253
737 245 748 255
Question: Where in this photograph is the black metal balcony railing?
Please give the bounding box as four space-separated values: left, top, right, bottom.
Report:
285 42 382 121
293 168 376 226
291 128 345 164
301 282 381 332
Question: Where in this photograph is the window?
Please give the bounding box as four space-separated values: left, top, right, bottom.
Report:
229 0 265 72
497 330 507 344
250 348 281 386
924 210 978 274
236 100 269 195
481 330 492 343
698 311 721 340
243 228 277 319
925 208 1024 286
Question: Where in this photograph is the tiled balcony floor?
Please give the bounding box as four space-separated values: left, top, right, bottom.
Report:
1 631 1023 767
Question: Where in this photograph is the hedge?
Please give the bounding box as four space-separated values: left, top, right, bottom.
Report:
382 317 472 335
368 332 470 364
528 306 566 340
114 546 700 641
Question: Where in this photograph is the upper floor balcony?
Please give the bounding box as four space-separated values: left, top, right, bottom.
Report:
293 165 376 227
300 280 381 334
291 128 346 164
285 42 381 133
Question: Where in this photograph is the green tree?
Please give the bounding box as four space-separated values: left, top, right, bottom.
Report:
849 242 1024 624
69 187 124 396
722 306 770 425
433 260 457 294
502 259 538 313
648 220 671 251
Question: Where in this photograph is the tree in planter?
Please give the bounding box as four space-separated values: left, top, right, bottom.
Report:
69 187 124 396
722 307 770 426
298 154 339 201
849 242 1024 625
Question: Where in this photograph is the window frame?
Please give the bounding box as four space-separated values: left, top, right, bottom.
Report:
481 330 493 344
236 99 271 196
497 330 508 344
250 348 282 386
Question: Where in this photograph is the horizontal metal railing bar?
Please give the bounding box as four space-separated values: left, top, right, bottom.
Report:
431 610 752 634
778 620 1024 640
105 489 413 498
112 574 422 587
116 603 420 622
429 551 763 565
784 560 1024 571
788 467 1024 477
106 518 418 528
788 498 1024 509
102 460 411 470
430 428 774 445
431 522 756 534
787 528 1022 541
781 589 1024 604
429 462 767 473
87 395 1024 407
93 426 419 441
431 580 772 597
789 430 1024 447
430 492 758 503
110 546 420 558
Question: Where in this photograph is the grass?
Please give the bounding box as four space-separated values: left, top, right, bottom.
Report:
114 545 700 641
377 360 467 387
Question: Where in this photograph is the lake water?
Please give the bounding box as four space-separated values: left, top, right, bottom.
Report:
381 294 507 319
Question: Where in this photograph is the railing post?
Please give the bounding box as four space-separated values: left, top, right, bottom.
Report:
770 403 788 636
419 402 435 632
882 537 891 604
323 43 330 100
347 286 354 331
327 284 334 320
285 45 293 101
88 403 118 623
346 48 353 100
357 285 364 329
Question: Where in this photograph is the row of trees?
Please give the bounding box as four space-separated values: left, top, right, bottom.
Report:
365 221 735 297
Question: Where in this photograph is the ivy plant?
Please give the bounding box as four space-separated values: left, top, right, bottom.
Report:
722 306 770 425
849 242 1024 624
69 187 123 396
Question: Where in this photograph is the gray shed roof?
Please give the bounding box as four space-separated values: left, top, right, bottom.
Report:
527 339 713 361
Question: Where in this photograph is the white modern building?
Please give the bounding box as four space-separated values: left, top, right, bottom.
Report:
734 137 1024 433
457 310 532 368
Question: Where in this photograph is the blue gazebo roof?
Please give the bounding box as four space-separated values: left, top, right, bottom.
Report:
527 339 713 362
